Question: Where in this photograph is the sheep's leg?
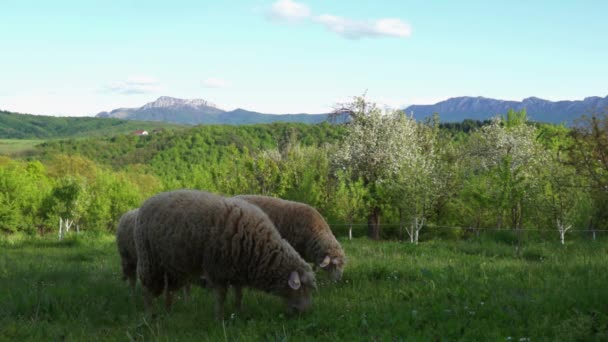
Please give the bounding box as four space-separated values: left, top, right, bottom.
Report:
233 286 243 312
128 275 137 292
164 290 174 311
163 273 174 311
182 283 191 302
214 285 228 320
142 288 154 314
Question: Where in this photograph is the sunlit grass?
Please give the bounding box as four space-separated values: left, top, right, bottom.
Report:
0 139 44 156
1 235 607 340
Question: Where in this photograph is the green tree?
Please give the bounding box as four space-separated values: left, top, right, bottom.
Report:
0 159 51 233
382 120 445 244
333 96 417 239
41 176 88 239
83 170 140 232
466 110 547 232
330 170 367 240
569 112 608 230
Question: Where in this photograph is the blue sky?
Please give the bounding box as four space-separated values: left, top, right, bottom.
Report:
1 0 607 116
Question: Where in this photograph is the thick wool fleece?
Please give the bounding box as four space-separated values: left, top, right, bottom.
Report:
235 195 345 269
134 190 315 301
116 209 139 285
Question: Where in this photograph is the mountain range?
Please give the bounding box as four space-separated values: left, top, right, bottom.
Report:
96 96 330 125
96 95 608 125
405 95 608 124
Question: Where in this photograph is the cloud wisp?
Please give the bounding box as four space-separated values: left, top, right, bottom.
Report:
267 0 411 39
314 15 411 39
269 0 311 22
201 77 230 88
103 76 162 95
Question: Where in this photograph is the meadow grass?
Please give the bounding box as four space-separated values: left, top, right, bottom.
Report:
1 234 607 341
0 139 44 156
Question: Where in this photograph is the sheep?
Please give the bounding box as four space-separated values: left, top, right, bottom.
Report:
116 209 139 290
115 208 202 298
235 195 346 281
134 189 316 319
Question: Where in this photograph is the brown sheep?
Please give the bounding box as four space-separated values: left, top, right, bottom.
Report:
115 208 200 297
134 190 316 319
235 195 346 281
116 209 139 289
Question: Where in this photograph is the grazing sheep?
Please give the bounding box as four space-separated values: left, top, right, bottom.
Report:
235 195 346 281
134 189 316 319
116 209 139 289
115 208 201 298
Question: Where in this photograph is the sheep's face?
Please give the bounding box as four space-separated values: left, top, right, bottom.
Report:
284 270 316 313
319 255 345 281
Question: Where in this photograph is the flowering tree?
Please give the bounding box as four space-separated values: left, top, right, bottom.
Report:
333 96 416 239
381 118 448 244
466 110 548 231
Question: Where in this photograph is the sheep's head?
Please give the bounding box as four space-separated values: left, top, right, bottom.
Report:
284 269 316 313
318 254 345 281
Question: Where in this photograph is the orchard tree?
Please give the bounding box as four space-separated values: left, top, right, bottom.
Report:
466 110 548 231
333 96 417 239
331 170 367 240
382 119 446 244
570 112 608 192
569 112 608 230
535 123 591 244
41 176 88 240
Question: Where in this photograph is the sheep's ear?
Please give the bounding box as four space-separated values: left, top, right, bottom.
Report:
319 255 331 268
331 257 340 265
288 271 301 290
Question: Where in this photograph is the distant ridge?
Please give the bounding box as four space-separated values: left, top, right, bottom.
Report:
96 96 330 125
96 95 608 126
404 95 608 124
0 110 182 139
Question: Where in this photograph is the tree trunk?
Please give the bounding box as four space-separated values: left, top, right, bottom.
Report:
59 217 63 241
497 213 503 230
367 207 381 240
413 217 425 245
399 209 404 242
557 220 571 245
348 221 353 240
65 219 72 233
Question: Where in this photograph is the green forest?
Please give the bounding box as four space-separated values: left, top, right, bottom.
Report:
0 110 183 139
1 97 607 244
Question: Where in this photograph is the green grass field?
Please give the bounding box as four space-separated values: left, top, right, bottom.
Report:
0 139 44 156
1 234 607 341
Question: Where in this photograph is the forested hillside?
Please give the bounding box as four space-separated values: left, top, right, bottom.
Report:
0 110 183 139
1 101 606 244
36 122 344 169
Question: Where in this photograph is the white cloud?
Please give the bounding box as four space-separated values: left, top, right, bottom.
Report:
373 18 412 38
314 15 411 39
267 1 411 39
103 76 162 94
269 0 311 22
201 77 230 88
